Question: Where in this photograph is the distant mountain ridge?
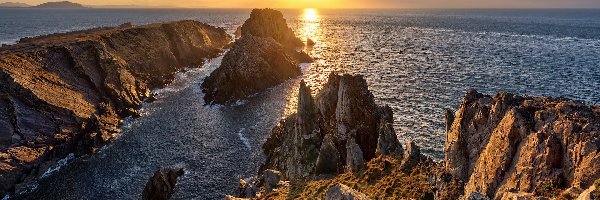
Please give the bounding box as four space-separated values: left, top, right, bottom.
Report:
33 1 86 8
0 2 31 7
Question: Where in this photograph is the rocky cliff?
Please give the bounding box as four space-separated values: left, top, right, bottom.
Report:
0 20 231 195
202 8 311 105
234 85 599 199
444 90 600 199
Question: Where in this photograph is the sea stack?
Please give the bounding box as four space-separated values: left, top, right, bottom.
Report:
0 20 231 195
201 8 312 105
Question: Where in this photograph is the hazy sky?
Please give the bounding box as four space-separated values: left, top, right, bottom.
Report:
13 0 600 8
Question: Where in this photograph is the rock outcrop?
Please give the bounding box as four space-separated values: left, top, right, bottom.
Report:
0 20 231 195
240 8 304 49
444 90 600 199
201 8 312 105
247 88 599 199
201 36 302 104
260 73 400 181
141 168 184 200
325 183 371 200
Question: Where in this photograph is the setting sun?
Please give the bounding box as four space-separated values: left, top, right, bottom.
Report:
303 8 318 21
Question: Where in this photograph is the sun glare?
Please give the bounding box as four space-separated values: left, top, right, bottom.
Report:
303 8 319 22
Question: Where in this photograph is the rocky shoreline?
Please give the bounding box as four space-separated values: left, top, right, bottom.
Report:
229 76 600 199
0 20 231 196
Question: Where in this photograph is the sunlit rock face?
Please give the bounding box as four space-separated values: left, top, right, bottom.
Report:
260 73 400 180
0 20 231 195
444 90 600 199
201 36 302 104
241 8 304 49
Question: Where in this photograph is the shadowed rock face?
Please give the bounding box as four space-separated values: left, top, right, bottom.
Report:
201 36 301 104
260 74 399 181
141 168 184 200
201 8 311 105
0 20 231 195
444 90 600 199
241 8 304 49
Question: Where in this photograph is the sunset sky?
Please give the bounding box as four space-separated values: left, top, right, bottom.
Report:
12 0 600 8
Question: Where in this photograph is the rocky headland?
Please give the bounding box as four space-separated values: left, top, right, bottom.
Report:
230 73 599 199
201 8 312 105
0 20 231 195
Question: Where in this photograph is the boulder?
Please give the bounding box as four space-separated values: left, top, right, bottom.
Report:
307 38 316 46
141 168 184 200
263 169 283 193
201 35 301 104
325 183 371 200
240 8 304 48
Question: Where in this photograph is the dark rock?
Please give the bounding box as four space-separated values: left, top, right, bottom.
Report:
345 137 364 172
141 168 184 200
399 141 423 172
325 183 371 200
307 38 316 46
316 134 339 175
234 26 242 38
263 169 283 193
375 122 403 158
201 35 301 104
240 8 304 48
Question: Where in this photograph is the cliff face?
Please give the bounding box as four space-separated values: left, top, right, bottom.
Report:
444 90 600 199
0 20 231 194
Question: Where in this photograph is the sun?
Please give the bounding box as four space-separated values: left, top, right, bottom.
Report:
303 8 319 21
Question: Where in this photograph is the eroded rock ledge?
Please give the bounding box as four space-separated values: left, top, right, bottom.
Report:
0 20 231 195
202 8 312 105
235 82 599 199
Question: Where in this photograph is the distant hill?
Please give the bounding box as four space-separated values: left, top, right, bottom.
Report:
0 2 31 7
33 1 86 8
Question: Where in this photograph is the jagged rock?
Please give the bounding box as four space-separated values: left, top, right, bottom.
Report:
399 141 423 171
444 90 600 199
201 35 301 104
375 122 403 158
234 177 260 198
445 109 455 133
240 8 304 48
577 179 599 199
307 38 316 46
0 20 231 195
263 169 283 193
325 183 371 200
345 137 365 172
316 134 339 175
141 168 184 200
260 73 394 180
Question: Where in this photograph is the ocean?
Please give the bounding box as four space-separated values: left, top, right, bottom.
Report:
1 8 599 199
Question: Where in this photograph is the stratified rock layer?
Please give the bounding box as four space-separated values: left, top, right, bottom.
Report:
201 36 301 104
0 20 231 195
444 90 600 199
